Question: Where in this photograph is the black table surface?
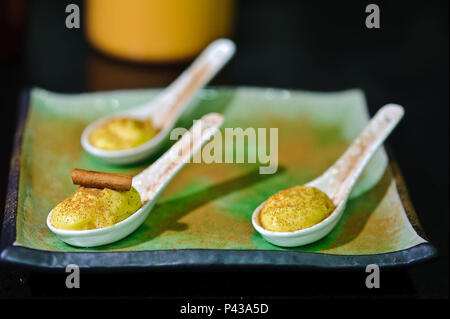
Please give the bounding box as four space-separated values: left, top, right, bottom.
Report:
0 0 448 299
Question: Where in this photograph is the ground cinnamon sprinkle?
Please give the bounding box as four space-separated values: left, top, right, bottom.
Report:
50 186 142 230
260 186 335 232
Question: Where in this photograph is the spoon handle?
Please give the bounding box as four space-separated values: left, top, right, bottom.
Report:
150 39 235 129
316 104 404 204
133 113 224 203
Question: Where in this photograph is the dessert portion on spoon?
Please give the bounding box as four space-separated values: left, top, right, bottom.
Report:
48 113 224 247
50 169 142 231
252 104 405 247
259 185 335 233
89 118 158 151
81 38 235 164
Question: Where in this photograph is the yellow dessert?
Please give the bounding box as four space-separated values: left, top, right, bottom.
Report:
50 186 142 230
89 118 158 150
260 186 335 232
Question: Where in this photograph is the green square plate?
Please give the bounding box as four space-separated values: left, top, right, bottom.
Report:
0 87 436 270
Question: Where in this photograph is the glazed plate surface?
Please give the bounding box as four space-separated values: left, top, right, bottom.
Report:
0 87 436 270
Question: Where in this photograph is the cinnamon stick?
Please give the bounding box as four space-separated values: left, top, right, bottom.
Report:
71 169 132 191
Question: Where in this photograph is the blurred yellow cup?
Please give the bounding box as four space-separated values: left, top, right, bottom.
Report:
86 0 235 63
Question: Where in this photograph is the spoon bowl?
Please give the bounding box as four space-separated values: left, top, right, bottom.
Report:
49 113 224 247
47 200 156 247
81 39 235 164
81 114 171 164
252 104 404 247
252 200 347 248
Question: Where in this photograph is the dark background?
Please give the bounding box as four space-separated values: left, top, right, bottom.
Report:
0 0 448 300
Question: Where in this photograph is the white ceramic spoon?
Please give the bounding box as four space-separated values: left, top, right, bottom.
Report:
252 104 404 247
48 113 224 247
81 39 235 164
